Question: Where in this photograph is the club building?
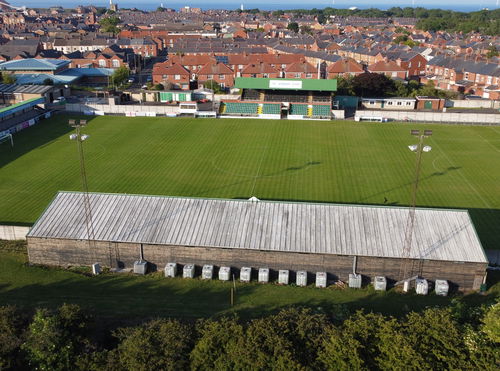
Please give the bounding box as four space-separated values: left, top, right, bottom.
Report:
26 192 488 291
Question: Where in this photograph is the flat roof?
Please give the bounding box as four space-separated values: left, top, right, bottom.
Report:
28 192 488 264
235 77 337 92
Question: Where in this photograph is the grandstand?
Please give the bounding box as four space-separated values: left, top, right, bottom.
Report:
221 78 337 120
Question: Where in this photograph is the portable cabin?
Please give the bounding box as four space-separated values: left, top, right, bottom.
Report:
374 276 387 291
416 278 429 295
202 264 214 280
183 264 195 278
296 270 308 287
349 273 362 288
164 262 177 278
278 269 289 285
240 267 252 282
315 272 327 288
219 266 231 281
258 268 270 283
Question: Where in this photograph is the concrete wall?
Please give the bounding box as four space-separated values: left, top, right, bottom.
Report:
446 100 500 109
0 225 30 240
357 110 499 124
66 103 180 116
27 237 487 291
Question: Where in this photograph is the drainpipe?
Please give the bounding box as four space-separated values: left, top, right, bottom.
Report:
352 256 357 275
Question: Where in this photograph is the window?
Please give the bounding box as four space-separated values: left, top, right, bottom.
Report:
295 73 301 78
174 74 181 80
98 59 106 67
219 74 225 80
238 64 243 69
408 62 412 68
263 73 269 78
487 76 492 84
282 64 286 68
369 101 375 105
112 59 120 68
208 74 213 79
465 72 469 80
407 102 413 106
306 73 312 78
387 101 393 105
397 101 402 106
391 72 397 77
418 61 421 67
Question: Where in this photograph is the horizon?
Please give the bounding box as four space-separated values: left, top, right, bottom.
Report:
6 0 500 12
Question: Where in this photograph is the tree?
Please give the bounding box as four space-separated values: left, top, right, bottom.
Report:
336 76 355 96
486 45 499 59
111 66 129 87
300 25 313 35
317 14 326 24
114 319 193 371
22 304 92 371
0 306 25 370
482 300 500 343
190 317 244 370
240 308 330 370
1 73 16 84
287 22 299 33
204 80 224 94
99 16 120 34
352 73 395 97
403 308 469 370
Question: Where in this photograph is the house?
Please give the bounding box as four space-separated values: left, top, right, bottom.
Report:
197 62 234 89
152 62 190 90
327 58 364 78
284 61 317 79
367 60 407 79
240 62 280 78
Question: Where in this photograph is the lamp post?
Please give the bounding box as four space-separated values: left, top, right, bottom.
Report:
398 129 432 284
69 119 96 263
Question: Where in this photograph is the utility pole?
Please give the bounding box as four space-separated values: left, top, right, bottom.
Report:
398 129 432 283
69 119 97 263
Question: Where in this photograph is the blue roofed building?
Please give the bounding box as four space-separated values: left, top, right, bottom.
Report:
0 58 70 75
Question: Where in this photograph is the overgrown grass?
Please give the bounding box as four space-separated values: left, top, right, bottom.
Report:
0 115 499 249
1 241 498 320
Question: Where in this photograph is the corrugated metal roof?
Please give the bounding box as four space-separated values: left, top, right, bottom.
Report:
0 58 70 71
235 77 337 92
28 192 487 264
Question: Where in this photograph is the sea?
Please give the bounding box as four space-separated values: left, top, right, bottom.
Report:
7 0 499 12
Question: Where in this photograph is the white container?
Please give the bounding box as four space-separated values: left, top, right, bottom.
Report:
134 260 147 275
240 267 252 282
315 272 327 288
183 264 195 278
258 268 269 283
296 270 307 287
435 279 449 296
374 276 387 291
278 270 289 285
202 264 214 280
92 263 101 275
416 278 429 295
349 273 362 288
164 262 177 278
219 266 231 281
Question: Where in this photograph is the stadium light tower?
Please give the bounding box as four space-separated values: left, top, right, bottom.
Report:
398 129 432 285
69 119 96 262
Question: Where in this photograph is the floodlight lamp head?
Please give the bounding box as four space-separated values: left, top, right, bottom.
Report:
69 134 78 140
80 120 87 126
68 119 76 126
411 129 420 136
424 130 433 136
81 134 90 141
423 145 432 152
408 144 418 152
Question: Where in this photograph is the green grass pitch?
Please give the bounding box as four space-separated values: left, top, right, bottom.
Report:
0 115 499 249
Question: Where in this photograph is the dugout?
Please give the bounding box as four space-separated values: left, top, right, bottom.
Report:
219 77 338 120
27 192 488 292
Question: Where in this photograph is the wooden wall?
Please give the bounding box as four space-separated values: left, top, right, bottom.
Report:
27 237 487 291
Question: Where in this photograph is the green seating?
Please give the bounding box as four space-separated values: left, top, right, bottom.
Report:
289 104 308 116
262 104 280 114
312 105 331 117
224 102 259 114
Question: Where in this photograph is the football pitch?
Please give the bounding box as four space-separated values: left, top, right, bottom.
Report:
0 115 499 249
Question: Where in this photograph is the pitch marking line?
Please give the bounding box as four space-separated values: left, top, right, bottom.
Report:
475 132 500 153
431 139 492 209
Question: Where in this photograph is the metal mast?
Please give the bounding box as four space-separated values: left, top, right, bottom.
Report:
398 129 432 282
69 119 96 262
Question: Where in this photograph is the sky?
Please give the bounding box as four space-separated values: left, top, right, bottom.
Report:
8 0 500 11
